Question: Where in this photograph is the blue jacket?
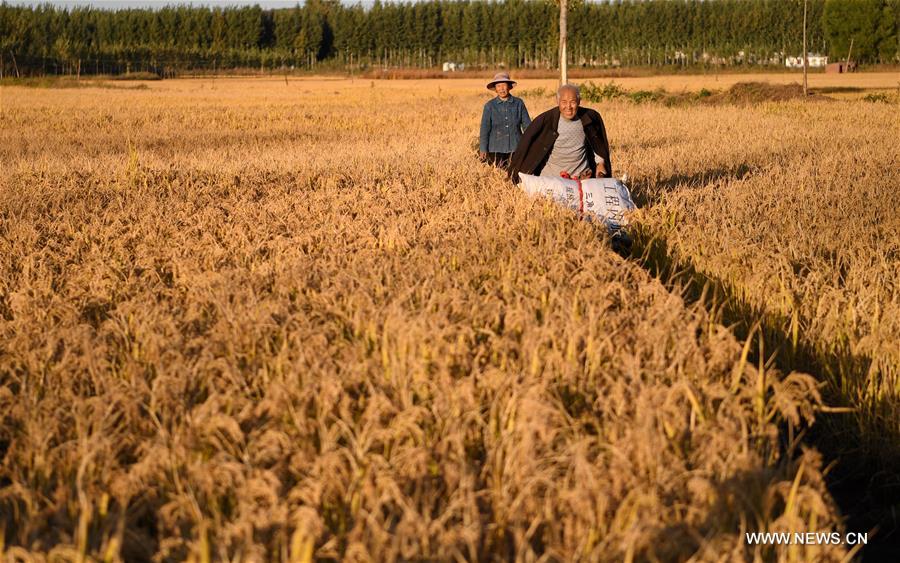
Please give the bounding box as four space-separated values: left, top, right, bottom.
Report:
479 95 531 154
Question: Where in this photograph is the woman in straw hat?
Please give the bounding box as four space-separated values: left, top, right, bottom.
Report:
479 72 531 169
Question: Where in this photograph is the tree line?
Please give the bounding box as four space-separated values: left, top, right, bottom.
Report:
0 0 897 77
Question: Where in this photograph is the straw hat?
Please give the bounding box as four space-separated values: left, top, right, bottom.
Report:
486 72 517 90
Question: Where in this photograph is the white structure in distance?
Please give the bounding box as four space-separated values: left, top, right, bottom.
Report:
442 62 466 72
785 54 828 68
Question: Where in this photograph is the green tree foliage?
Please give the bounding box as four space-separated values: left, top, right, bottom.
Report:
0 0 896 76
878 0 900 61
824 0 889 61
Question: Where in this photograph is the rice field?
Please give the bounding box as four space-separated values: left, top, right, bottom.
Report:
625 90 899 451
0 73 896 560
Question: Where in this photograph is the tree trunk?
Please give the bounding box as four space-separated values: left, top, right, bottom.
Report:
802 0 808 96
559 0 568 85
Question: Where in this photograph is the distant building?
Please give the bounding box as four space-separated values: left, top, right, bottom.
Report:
785 54 828 68
826 61 857 73
442 62 465 72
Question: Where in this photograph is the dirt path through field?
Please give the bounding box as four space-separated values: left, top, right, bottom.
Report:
92 70 900 98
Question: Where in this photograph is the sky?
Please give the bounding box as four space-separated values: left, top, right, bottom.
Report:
1 0 611 11
6 0 608 8
3 1 327 8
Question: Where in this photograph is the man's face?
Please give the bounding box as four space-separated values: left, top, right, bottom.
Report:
495 82 510 99
558 89 579 119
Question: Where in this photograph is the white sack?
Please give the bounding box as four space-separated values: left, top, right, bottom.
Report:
518 173 636 233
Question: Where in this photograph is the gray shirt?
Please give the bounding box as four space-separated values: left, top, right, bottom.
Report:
541 115 589 178
540 115 607 178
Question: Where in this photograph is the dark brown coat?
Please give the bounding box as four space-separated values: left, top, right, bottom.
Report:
508 106 612 183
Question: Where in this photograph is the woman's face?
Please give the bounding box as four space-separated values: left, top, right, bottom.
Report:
495 82 510 99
